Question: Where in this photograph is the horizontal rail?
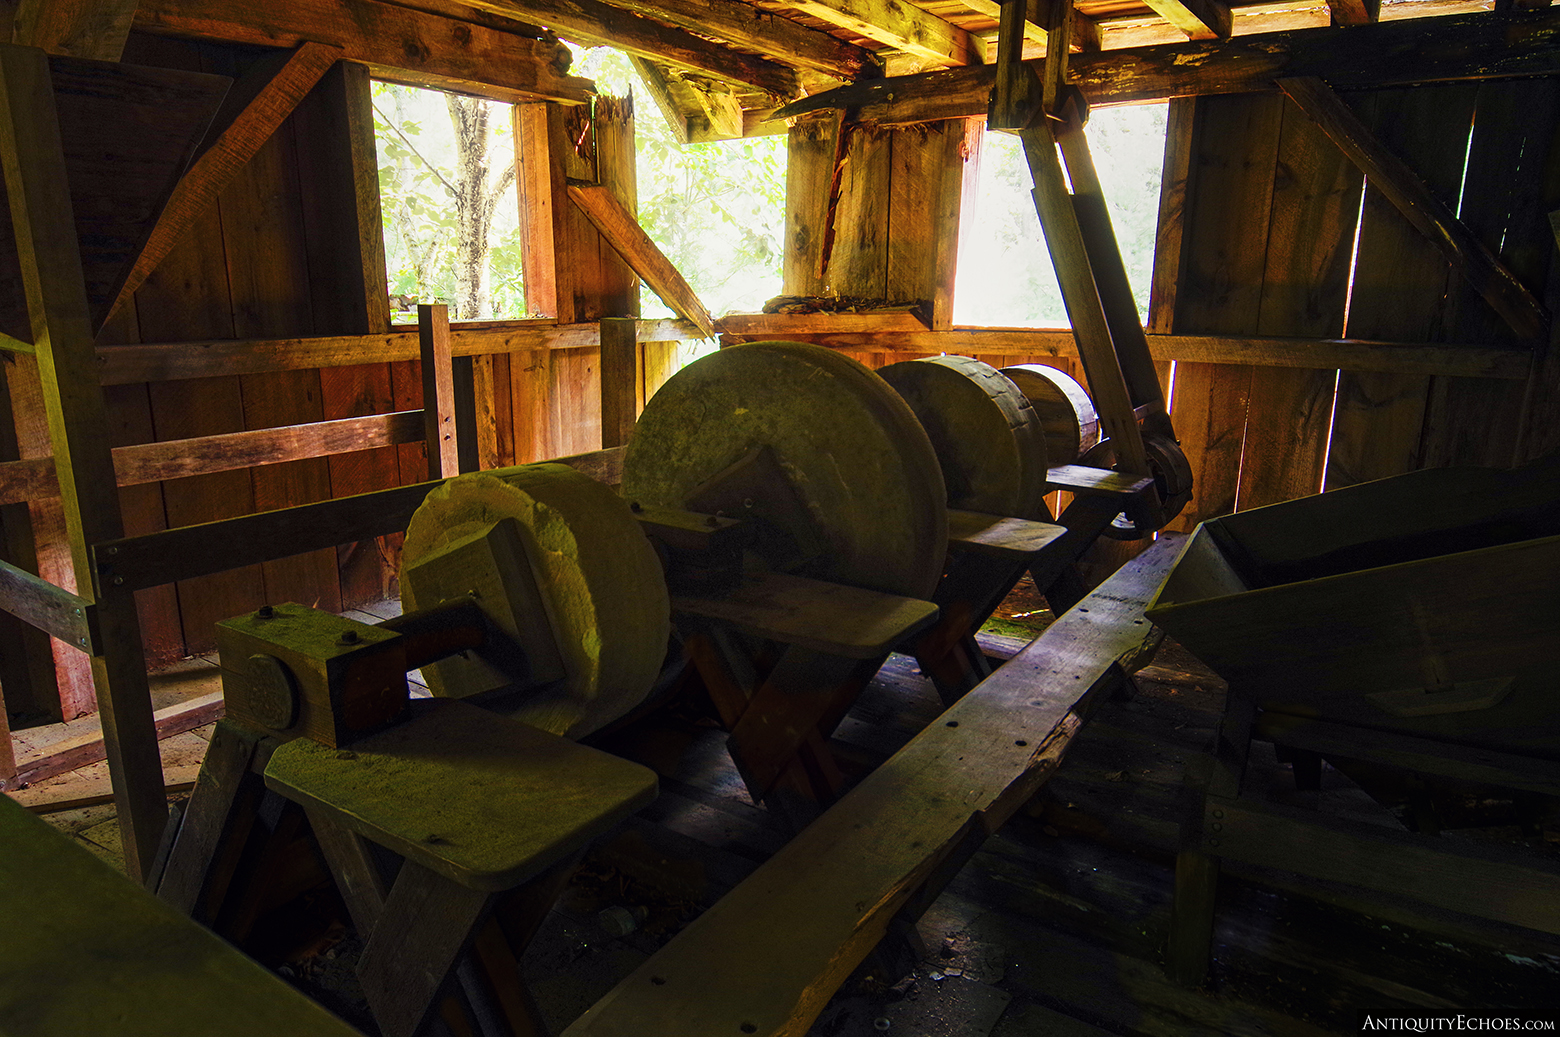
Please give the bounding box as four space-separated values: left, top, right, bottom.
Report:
95 319 703 385
0 558 95 651
0 410 425 508
717 325 1534 379
89 446 627 594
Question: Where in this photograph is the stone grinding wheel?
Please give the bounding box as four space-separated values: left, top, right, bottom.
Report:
877 355 1051 521
401 464 670 739
622 341 947 601
999 363 1100 465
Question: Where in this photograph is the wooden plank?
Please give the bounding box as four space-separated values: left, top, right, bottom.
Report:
420 304 459 479
828 123 894 299
0 412 425 508
94 320 699 385
214 63 341 621
1256 714 1560 798
782 112 838 298
564 535 1182 1037
47 57 232 329
102 41 341 330
1140 0 1232 39
1165 93 1283 531
599 317 637 449
0 557 91 647
716 310 929 337
11 0 141 59
10 763 202 813
445 0 799 96
1204 796 1560 934
568 183 715 338
1423 78 1560 469
671 571 940 660
945 509 1066 560
614 0 878 80
1235 92 1363 511
0 41 166 878
0 793 365 1037
787 0 984 66
134 0 596 103
1147 97 1195 338
716 328 1530 377
886 119 980 331
1277 76 1548 342
5 689 223 791
775 6 1560 125
1325 84 1474 491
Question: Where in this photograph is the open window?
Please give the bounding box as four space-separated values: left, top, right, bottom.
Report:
953 103 1169 327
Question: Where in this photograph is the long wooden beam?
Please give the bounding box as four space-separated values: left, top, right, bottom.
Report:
1277 76 1549 342
427 0 801 97
101 41 340 331
717 325 1533 378
568 183 716 338
775 6 1560 124
89 446 626 593
93 318 700 385
603 0 879 81
11 0 142 60
132 0 597 105
1141 0 1232 39
0 557 94 650
792 0 983 66
2 691 224 792
563 536 1182 1037
0 411 423 508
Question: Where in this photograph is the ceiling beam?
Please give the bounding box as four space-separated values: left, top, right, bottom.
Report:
1141 0 1231 39
775 6 1560 124
787 0 985 66
1324 0 1379 25
134 0 596 104
455 0 802 97
607 0 879 82
11 0 141 60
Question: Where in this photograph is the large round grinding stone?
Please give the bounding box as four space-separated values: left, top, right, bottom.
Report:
877 355 1050 520
401 464 670 739
999 363 1100 465
622 341 947 601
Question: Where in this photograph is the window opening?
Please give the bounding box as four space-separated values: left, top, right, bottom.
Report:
953 102 1169 328
570 47 787 332
372 82 525 322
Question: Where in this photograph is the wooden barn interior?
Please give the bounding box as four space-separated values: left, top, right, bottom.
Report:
1 0 1558 1034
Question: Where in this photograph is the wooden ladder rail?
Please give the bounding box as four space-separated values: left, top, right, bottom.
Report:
0 43 165 879
561 534 1183 1037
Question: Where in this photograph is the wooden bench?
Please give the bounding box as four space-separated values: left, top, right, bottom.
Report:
561 534 1182 1037
0 792 364 1037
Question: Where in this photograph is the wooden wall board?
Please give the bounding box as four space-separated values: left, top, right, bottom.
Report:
783 111 838 298
122 34 254 659
0 358 61 720
1325 84 1476 491
210 63 341 623
1236 94 1364 511
826 124 893 299
1423 78 1560 469
1165 93 1283 532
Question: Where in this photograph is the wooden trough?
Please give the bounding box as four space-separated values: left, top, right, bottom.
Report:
1146 456 1560 756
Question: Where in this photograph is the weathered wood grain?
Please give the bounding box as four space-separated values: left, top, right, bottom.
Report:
612 0 878 80
133 0 596 103
777 6 1560 125
1277 76 1548 342
11 0 141 59
788 0 984 66
564 536 1180 1037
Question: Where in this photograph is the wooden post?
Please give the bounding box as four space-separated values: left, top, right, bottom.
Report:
418 303 459 479
599 317 638 448
0 43 165 879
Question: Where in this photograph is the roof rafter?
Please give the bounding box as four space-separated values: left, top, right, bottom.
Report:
606 0 880 81
786 0 986 66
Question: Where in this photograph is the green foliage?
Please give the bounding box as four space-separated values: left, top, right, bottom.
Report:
572 48 786 320
372 81 525 320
